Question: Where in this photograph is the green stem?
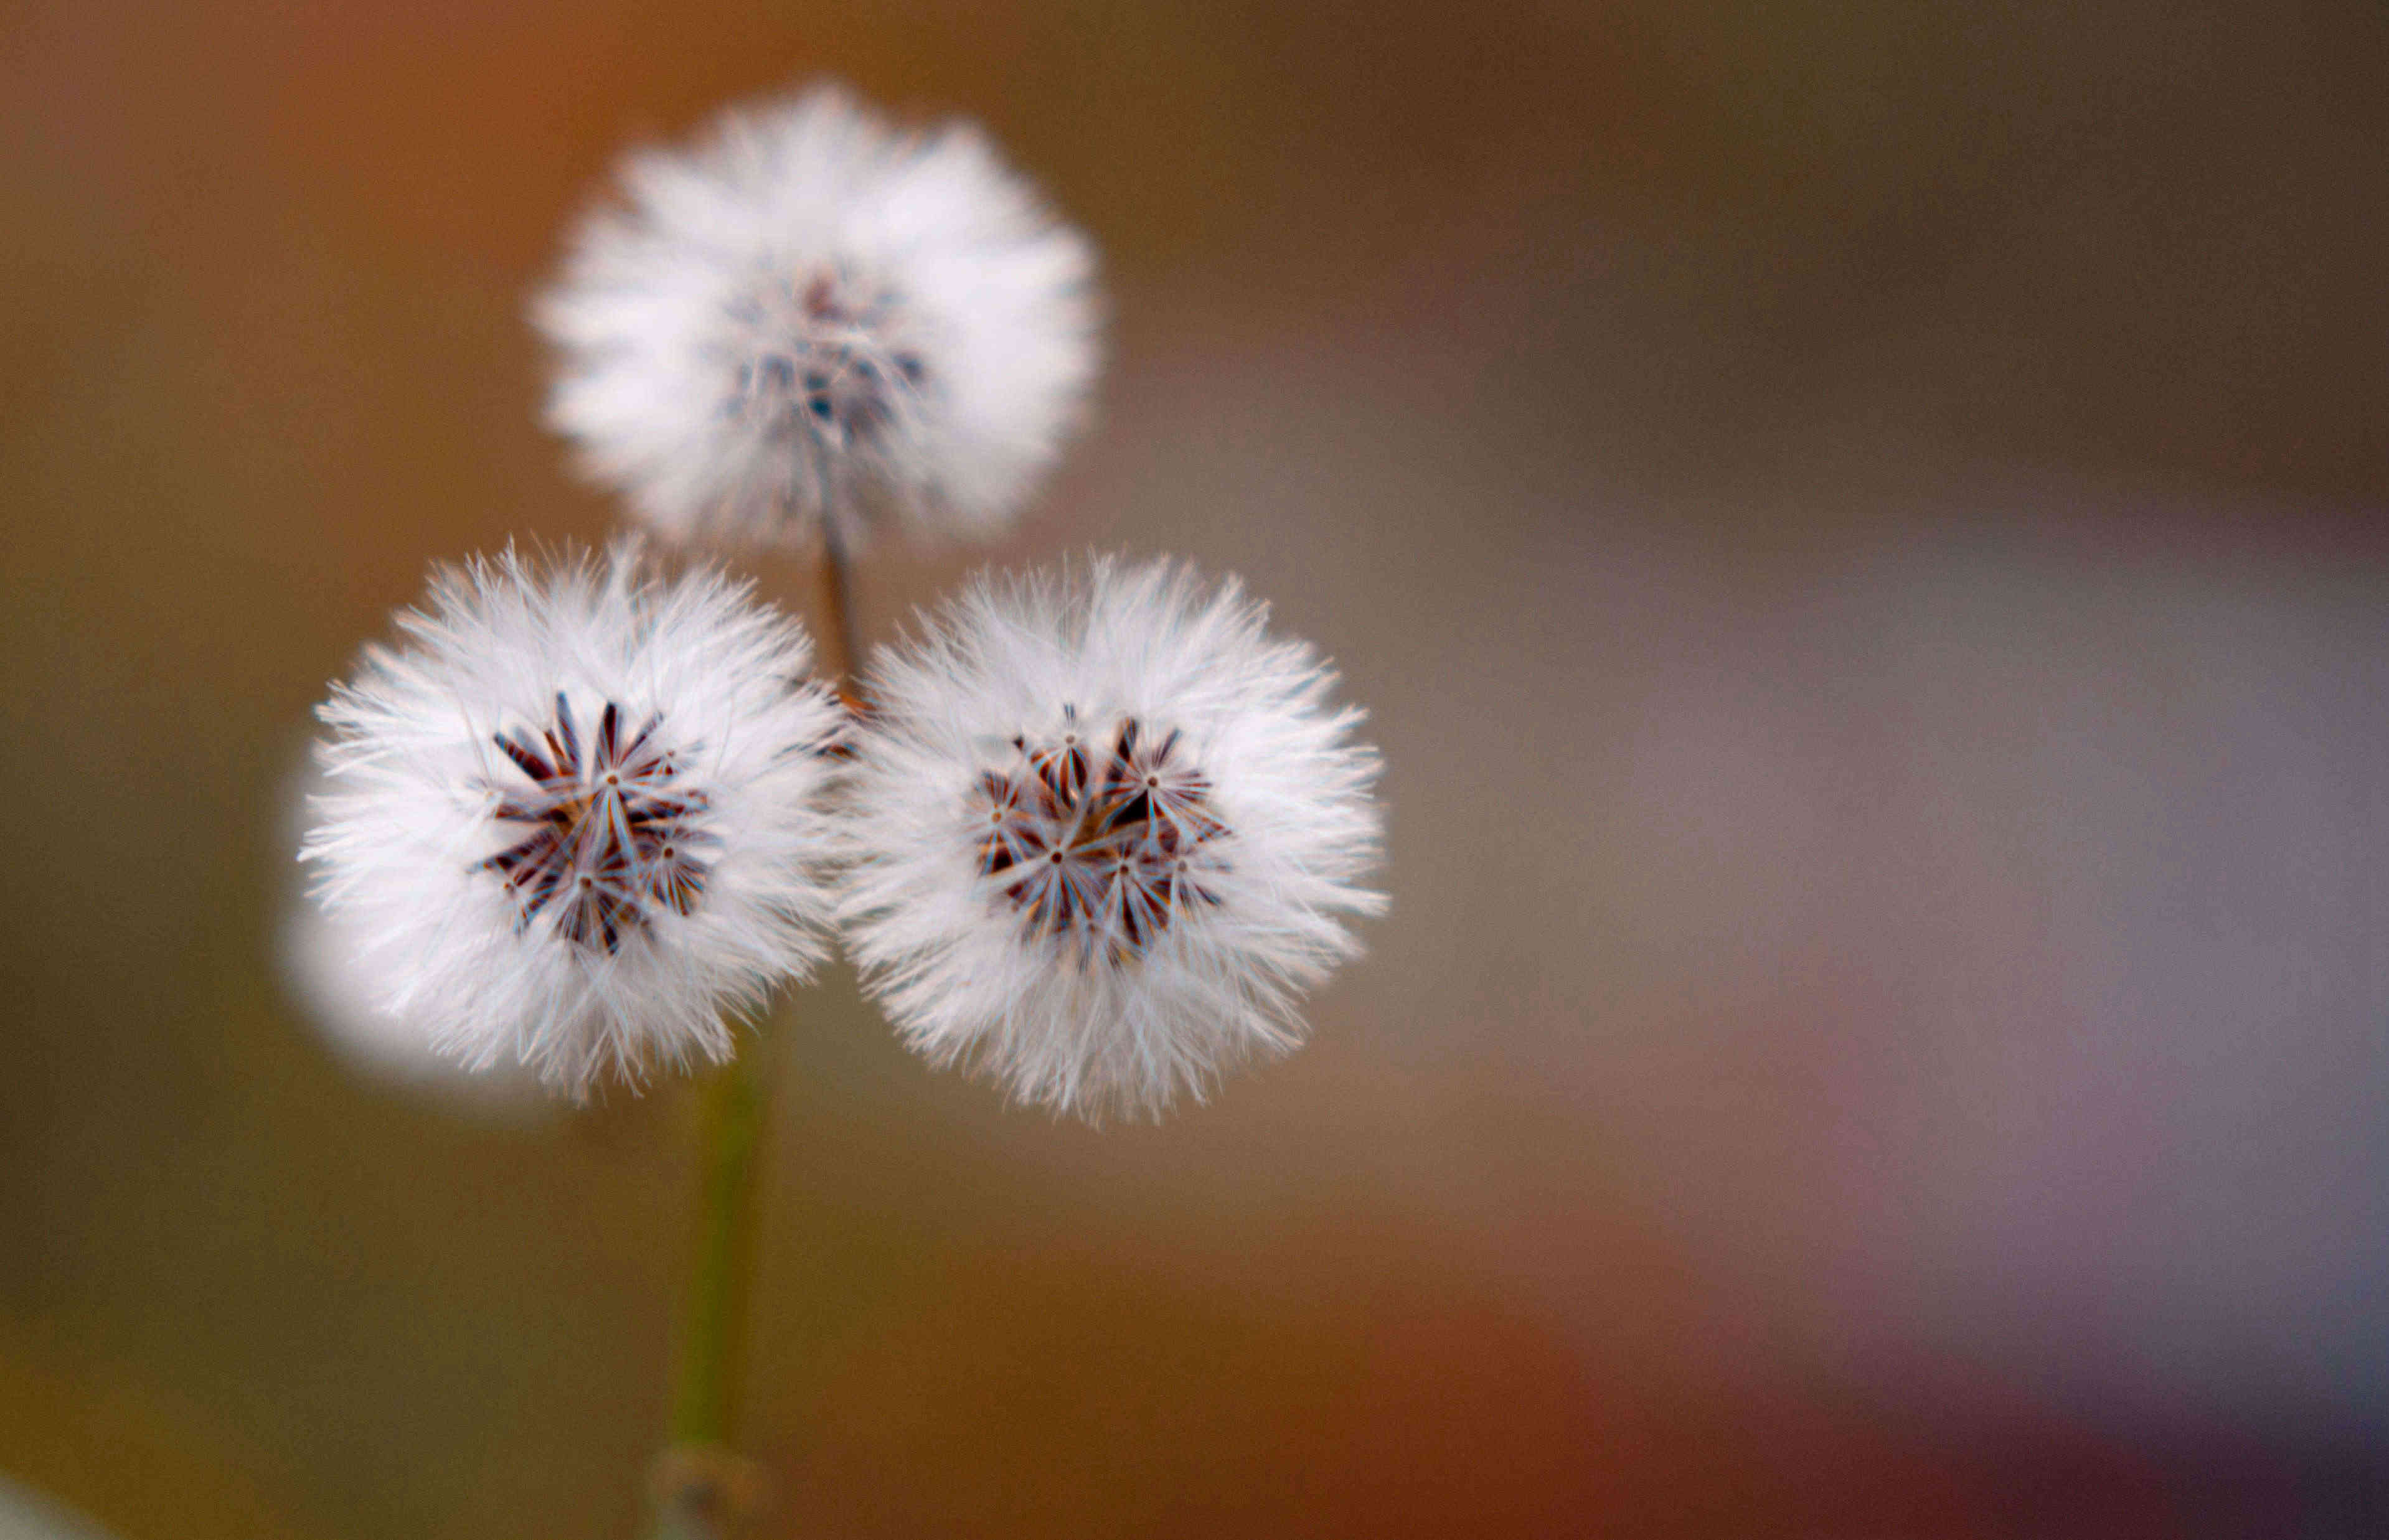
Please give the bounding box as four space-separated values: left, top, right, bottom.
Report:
647 1025 774 1540
648 535 855 1537
669 1037 769 1448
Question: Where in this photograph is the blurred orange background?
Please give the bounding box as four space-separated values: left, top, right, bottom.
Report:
2 2 2385 1535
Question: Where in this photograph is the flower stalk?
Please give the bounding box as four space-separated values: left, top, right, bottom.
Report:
651 537 858 1539
668 1035 769 1451
649 1031 773 1539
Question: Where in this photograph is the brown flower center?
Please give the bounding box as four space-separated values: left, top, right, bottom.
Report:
723 266 925 448
974 710 1228 963
477 693 712 955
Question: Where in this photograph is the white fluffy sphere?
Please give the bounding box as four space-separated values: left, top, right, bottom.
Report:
839 558 1387 1120
537 82 1101 552
300 545 844 1094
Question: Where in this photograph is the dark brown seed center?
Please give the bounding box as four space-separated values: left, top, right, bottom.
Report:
974 710 1228 963
476 692 713 955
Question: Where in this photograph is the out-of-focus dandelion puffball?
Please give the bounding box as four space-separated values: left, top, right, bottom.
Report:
537 82 1101 552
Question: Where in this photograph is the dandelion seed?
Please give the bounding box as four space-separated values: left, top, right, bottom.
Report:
299 544 844 1096
839 557 1387 1120
537 82 1100 552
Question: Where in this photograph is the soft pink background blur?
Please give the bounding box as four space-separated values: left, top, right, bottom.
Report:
2 2 2385 1535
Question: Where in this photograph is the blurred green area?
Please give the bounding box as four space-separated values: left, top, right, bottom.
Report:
2 2 2386 1535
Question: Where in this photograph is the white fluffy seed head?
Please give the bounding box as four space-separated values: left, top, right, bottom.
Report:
536 81 1101 552
299 543 844 1096
838 556 1387 1120
278 885 550 1110
274 761 545 1107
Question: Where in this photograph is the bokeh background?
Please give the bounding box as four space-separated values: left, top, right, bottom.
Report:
4 2 2387 1535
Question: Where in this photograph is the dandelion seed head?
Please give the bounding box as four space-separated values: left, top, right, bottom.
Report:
279 888 555 1109
537 82 1100 551
839 557 1387 1120
273 759 546 1107
299 543 843 1096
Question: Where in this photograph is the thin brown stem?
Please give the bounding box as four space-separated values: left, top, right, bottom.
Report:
816 520 859 684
